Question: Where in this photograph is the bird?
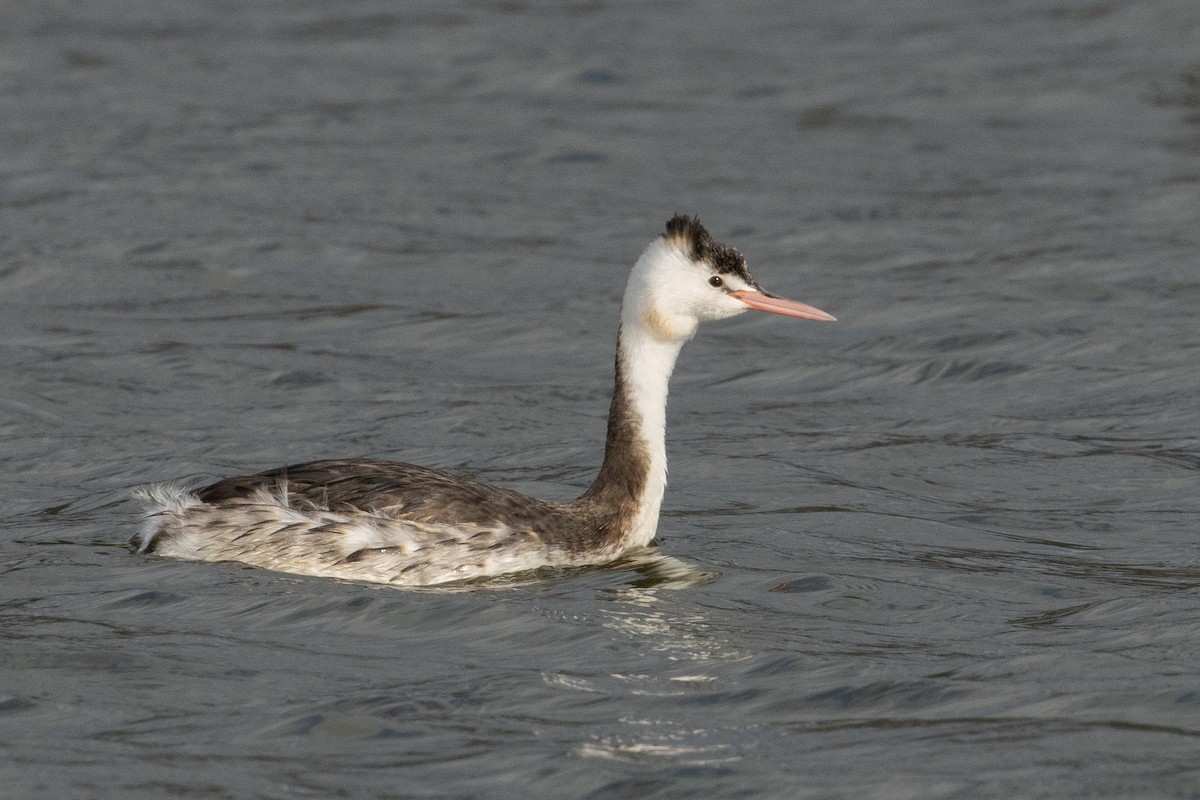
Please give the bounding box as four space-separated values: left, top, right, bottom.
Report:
134 215 835 587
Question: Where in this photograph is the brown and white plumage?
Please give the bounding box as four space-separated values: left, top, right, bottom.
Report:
135 215 835 586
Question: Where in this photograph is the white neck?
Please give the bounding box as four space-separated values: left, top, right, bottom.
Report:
613 307 686 546
577 239 696 548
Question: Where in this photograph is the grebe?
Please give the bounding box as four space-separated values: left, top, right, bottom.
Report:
135 215 835 586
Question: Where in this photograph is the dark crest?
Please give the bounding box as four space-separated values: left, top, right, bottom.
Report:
663 214 752 282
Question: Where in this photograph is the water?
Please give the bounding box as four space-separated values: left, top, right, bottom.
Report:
3 0 1199 797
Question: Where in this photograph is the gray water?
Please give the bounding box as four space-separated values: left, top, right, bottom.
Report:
3 1 1199 797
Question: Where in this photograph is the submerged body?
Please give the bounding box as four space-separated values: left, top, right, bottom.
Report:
138 460 633 585
136 215 834 586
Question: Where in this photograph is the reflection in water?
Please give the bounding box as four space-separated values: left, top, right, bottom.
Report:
544 564 757 767
597 586 743 667
417 546 720 592
608 548 721 591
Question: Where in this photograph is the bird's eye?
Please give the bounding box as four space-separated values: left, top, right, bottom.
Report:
708 275 723 288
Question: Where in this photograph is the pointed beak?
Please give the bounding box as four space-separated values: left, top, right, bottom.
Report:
731 290 837 322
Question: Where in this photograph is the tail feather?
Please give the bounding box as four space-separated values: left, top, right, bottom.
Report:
131 483 201 554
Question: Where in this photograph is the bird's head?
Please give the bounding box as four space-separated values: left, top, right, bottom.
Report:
623 214 835 343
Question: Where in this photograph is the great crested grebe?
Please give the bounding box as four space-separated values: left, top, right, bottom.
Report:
135 215 835 586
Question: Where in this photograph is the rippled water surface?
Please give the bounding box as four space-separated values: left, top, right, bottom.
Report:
3 1 1199 797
